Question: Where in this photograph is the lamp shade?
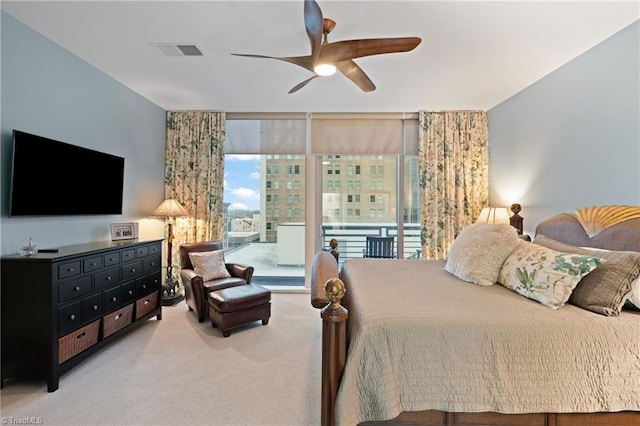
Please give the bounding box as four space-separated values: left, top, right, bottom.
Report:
152 199 189 218
475 207 510 224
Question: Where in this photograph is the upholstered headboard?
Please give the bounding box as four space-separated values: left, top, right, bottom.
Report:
535 210 640 252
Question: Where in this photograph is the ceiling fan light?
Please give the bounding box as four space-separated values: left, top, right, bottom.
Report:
314 63 336 76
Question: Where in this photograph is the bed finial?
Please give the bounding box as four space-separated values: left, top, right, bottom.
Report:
510 203 523 234
324 278 346 310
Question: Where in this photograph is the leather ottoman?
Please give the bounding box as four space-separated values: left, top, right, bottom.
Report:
207 284 271 337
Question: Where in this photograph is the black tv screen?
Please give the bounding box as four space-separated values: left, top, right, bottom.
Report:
9 130 125 216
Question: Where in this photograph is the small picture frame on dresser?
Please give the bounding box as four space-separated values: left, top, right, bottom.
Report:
110 222 138 241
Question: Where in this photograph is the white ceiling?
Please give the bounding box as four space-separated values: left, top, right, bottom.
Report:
2 1 638 112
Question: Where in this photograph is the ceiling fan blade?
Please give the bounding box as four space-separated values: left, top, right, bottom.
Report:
320 37 422 63
336 60 376 92
304 0 323 67
289 75 319 94
231 53 314 73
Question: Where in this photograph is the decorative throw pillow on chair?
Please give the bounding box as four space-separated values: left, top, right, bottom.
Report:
188 250 231 281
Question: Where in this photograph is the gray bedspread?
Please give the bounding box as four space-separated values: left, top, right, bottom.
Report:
336 258 640 425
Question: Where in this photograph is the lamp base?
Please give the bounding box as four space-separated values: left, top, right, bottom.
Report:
162 292 185 306
162 276 184 306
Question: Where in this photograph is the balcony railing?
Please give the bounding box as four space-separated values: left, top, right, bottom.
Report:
321 223 422 267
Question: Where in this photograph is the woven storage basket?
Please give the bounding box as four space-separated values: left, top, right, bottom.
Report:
102 303 134 338
136 291 158 319
58 319 100 364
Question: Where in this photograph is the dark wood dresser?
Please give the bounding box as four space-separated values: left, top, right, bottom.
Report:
1 238 163 392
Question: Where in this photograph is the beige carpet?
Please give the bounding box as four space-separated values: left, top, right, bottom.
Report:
0 293 322 426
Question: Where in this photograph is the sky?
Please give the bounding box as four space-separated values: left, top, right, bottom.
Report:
224 155 261 211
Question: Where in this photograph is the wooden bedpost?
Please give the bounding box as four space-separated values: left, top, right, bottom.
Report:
321 277 348 426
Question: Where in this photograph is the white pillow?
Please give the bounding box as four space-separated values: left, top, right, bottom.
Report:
188 250 231 281
445 223 521 286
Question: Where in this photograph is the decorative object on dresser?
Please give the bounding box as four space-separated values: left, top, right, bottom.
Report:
110 222 139 240
1 238 163 392
152 198 189 306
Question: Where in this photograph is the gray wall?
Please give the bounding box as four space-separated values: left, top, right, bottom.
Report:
0 12 167 255
488 21 639 236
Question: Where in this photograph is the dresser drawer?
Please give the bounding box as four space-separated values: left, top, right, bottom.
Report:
58 260 81 280
102 304 133 338
121 281 137 304
103 252 120 267
103 286 122 312
121 261 142 280
135 274 161 296
143 255 161 273
59 301 83 336
94 267 121 290
136 291 158 320
83 256 102 273
147 242 162 256
120 249 136 263
59 276 92 303
82 293 103 323
135 246 149 258
58 319 100 364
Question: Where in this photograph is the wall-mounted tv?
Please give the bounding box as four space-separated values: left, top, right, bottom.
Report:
9 130 125 217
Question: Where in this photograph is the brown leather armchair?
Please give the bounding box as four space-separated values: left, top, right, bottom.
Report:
179 241 254 322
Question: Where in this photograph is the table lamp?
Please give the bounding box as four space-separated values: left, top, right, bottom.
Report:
152 198 189 306
475 207 510 224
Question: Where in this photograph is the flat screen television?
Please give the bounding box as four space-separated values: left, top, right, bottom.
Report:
9 130 125 217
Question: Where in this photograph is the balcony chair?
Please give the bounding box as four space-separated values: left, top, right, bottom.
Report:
363 236 395 259
179 241 254 322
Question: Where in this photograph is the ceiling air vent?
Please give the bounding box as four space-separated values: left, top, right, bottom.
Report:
151 43 203 57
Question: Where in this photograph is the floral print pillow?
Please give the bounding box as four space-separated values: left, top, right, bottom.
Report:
498 241 603 309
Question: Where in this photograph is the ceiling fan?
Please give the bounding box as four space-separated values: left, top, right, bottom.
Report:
232 0 422 94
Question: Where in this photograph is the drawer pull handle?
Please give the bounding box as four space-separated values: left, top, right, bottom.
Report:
151 262 156 266
106 277 112 281
130 269 136 273
67 268 74 272
142 284 147 289
69 314 76 320
76 332 86 339
128 290 133 295
144 300 150 305
91 262 96 266
111 297 117 302
92 305 98 311
74 286 80 291
115 314 122 320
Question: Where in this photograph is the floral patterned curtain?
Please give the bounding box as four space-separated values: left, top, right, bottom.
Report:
165 111 225 274
419 111 488 259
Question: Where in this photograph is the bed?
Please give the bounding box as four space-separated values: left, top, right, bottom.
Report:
311 208 640 426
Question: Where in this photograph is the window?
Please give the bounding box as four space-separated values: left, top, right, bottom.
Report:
370 195 376 203
224 114 419 289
